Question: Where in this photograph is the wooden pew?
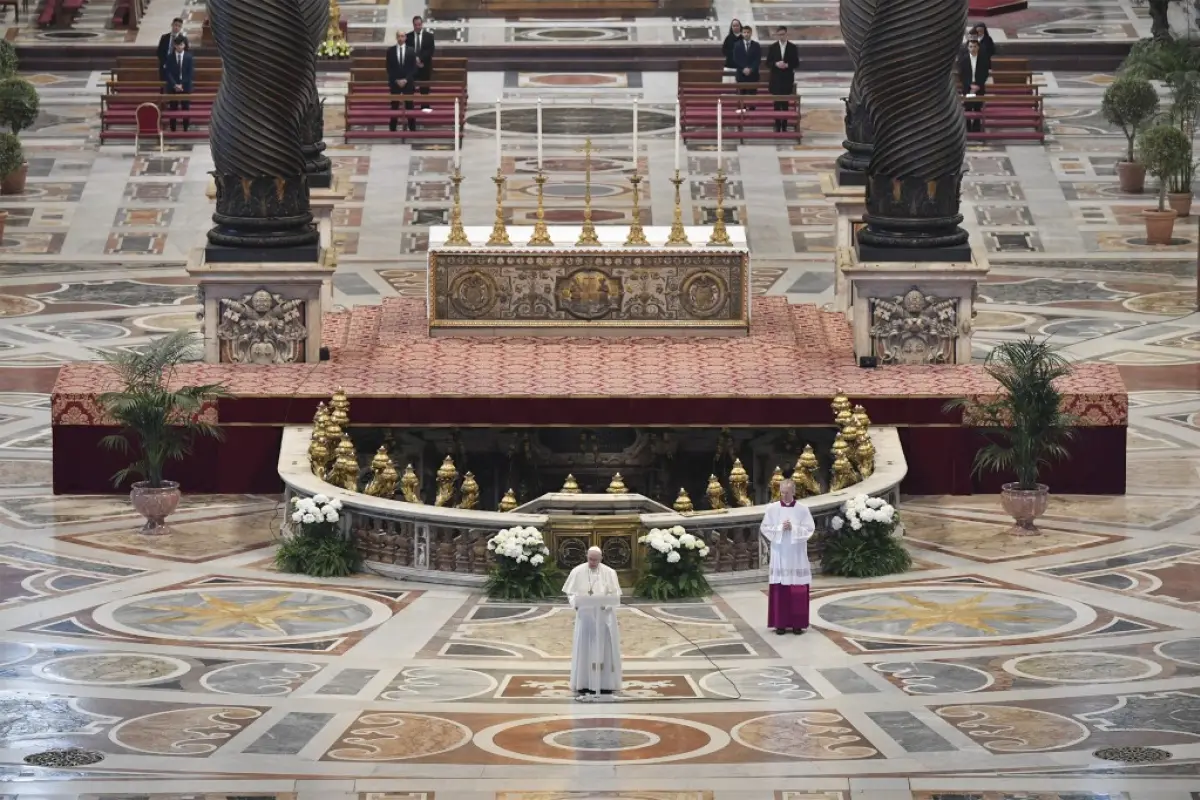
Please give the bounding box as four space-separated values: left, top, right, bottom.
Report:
100 92 217 143
350 67 466 85
350 55 467 72
962 94 1044 142
679 93 801 142
343 90 466 142
116 56 223 70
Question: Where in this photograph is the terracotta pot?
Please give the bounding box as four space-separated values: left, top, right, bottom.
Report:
129 480 181 534
0 209 6 242
1169 191 1194 218
0 162 27 196
1144 209 1178 245
1116 161 1146 193
999 482 1049 536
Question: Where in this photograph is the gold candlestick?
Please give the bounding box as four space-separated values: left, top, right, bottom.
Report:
486 169 511 247
576 137 601 246
528 171 553 246
665 169 691 247
625 172 649 246
445 167 470 246
708 168 732 247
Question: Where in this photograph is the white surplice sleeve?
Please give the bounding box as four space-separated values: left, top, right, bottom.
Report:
760 503 781 544
606 565 622 597
796 504 816 540
563 564 583 608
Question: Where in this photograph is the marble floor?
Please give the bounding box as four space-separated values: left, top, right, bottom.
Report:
3 51 1200 800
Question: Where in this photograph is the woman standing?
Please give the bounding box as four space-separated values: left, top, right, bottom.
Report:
723 19 743 70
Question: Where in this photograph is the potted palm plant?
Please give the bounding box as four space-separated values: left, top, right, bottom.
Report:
1139 123 1192 243
946 338 1077 536
1102 75 1160 193
0 78 38 195
98 331 229 533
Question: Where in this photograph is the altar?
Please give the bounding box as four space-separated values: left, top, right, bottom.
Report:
427 225 750 336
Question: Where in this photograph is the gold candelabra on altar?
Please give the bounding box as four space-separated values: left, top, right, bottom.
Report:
708 169 732 247
576 138 601 246
665 169 691 247
625 169 649 247
326 0 345 41
528 172 553 246
486 169 511 246
446 168 470 246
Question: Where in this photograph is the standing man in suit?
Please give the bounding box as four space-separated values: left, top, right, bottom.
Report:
958 38 988 132
157 17 183 80
733 24 760 104
410 15 435 111
386 30 418 132
767 26 799 133
163 35 194 132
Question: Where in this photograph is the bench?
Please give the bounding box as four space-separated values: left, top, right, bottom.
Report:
38 0 85 28
110 0 145 29
962 94 1044 141
116 56 222 70
100 92 217 142
350 55 467 71
350 67 466 85
344 91 465 142
679 93 801 142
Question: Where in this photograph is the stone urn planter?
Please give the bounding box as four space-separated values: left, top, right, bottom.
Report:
130 480 181 533
1117 161 1146 193
1144 209 1178 244
1000 482 1049 536
0 161 25 196
1169 191 1194 218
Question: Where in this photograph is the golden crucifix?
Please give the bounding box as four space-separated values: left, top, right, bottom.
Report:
576 137 601 246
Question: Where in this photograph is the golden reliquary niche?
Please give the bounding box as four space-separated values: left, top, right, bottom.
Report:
306 394 875 509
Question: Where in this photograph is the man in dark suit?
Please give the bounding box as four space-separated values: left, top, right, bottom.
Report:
386 30 418 132
732 24 760 102
958 37 989 132
157 17 183 80
767 26 799 133
163 35 194 132
410 15 435 110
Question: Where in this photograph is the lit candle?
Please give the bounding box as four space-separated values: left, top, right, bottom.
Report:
495 97 502 170
453 98 461 170
537 97 543 170
632 98 638 173
674 100 681 172
716 99 723 171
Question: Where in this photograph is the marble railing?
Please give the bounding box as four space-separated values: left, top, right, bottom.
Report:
278 426 907 586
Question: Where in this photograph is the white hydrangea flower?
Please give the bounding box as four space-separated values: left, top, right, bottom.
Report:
830 516 844 531
666 550 681 563
291 511 304 523
313 494 329 505
531 554 544 566
325 510 339 523
679 532 697 547
850 518 862 530
699 546 710 558
302 513 317 524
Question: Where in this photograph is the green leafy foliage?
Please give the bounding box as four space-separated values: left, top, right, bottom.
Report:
635 539 711 601
1101 76 1160 162
275 526 360 578
1141 124 1194 208
0 131 20 178
484 558 560 600
821 526 911 578
946 337 1077 491
0 77 39 135
97 330 229 489
0 41 17 80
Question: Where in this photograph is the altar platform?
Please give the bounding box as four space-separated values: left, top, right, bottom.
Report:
51 296 1127 497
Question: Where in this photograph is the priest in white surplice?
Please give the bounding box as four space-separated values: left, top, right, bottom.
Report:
760 479 816 635
563 546 623 696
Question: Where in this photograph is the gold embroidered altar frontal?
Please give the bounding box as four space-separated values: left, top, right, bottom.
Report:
428 249 750 332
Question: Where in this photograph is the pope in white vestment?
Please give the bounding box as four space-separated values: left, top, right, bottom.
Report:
563 546 623 696
759 479 815 635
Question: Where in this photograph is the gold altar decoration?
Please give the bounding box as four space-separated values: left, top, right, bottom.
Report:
792 445 821 497
330 388 350 427
625 173 649 246
446 169 471 246
457 471 479 509
841 424 861 466
769 466 783 502
435 455 458 506
729 458 752 507
665 169 691 247
487 170 511 247
830 454 857 492
673 488 694 513
499 488 519 512
326 0 346 41
364 447 398 498
400 464 423 504
706 474 726 510
322 420 343 462
576 138 601 246
308 433 330 479
857 437 876 478
607 472 628 494
831 390 852 417
428 250 748 329
528 172 553 246
547 515 642 586
834 407 854 428
708 169 732 247
312 401 328 427
326 434 359 491
561 474 582 494
853 403 872 432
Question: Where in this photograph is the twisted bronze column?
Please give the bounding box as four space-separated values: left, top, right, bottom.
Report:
207 0 319 256
837 0 874 187
855 0 970 260
299 0 332 189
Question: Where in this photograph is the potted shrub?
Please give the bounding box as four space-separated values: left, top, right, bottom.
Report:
276 494 360 577
821 494 910 578
0 77 39 195
0 132 22 196
484 526 559 599
0 41 17 79
636 525 710 600
98 330 229 533
1168 155 1196 216
1139 123 1192 243
946 338 1077 536
1102 76 1160 193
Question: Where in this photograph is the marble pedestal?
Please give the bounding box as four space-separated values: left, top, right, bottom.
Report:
834 215 989 366
186 218 336 365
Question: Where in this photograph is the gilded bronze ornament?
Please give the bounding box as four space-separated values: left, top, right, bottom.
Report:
499 488 519 512
364 447 398 498
729 458 752 507
665 170 691 247
400 464 422 503
528 172 553 246
853 403 872 431
435 455 458 506
769 466 784 502
831 390 852 417
708 170 733 247
792 445 822 497
577 138 601 246
857 437 876 478
830 454 858 492
445 168 471 246
561 473 582 494
607 472 629 494
457 471 479 509
625 173 649 246
486 170 511 247
706 474 727 510
673 488 695 513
